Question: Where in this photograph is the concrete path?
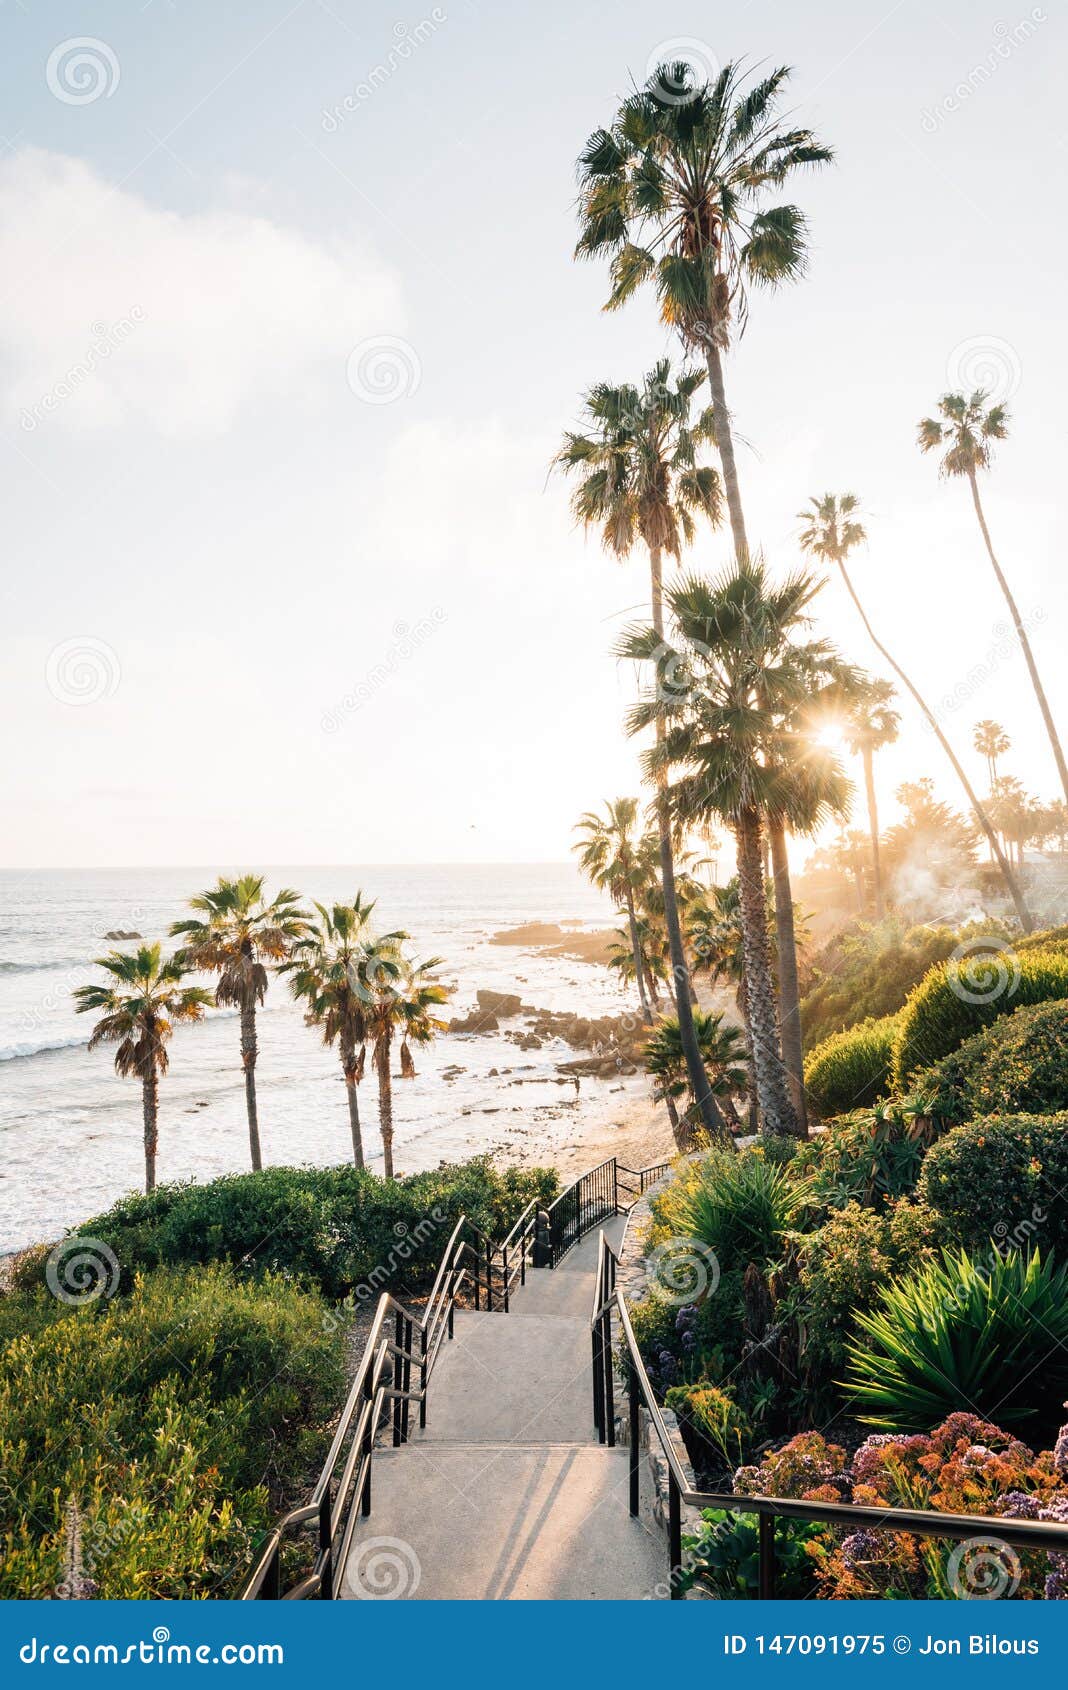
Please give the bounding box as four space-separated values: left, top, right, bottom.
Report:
340 1220 667 1601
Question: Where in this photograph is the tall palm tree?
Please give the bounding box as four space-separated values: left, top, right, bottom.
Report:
643 1011 748 1137
573 799 657 1024
973 719 1011 788
170 875 311 1170
361 946 449 1179
843 679 900 919
282 894 380 1168
919 392 1068 806
576 59 832 564
556 362 726 1133
73 946 212 1193
621 561 845 1137
798 493 1034 932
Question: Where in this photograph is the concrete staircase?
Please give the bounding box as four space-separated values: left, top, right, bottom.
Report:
340 1219 666 1600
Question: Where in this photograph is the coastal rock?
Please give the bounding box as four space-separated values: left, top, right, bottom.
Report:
475 989 523 1018
103 929 142 941
448 1010 499 1033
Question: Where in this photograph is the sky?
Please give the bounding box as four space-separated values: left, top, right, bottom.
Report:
0 0 1064 868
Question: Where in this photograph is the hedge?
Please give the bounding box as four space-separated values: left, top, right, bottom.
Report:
804 1014 899 1119
913 1000 1068 1125
917 1111 1068 1259
14 1157 558 1304
0 1264 345 1598
891 948 1068 1088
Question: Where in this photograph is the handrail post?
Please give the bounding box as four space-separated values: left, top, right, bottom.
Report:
533 1208 550 1269
260 1544 281 1601
603 1306 615 1448
592 1317 605 1442
758 1509 776 1600
401 1315 412 1443
361 1367 374 1517
503 1244 509 1313
628 1356 640 1517
668 1473 683 1600
419 1325 428 1429
392 1309 404 1447
612 1156 618 1215
318 1486 334 1601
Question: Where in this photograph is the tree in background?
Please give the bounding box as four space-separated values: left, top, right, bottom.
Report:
361 945 450 1179
170 876 311 1170
920 393 1068 806
643 1010 749 1138
73 946 212 1193
974 719 1011 789
798 493 1033 931
574 799 658 1024
844 679 900 919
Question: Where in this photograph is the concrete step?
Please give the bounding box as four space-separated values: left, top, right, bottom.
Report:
341 1443 667 1601
417 1310 594 1444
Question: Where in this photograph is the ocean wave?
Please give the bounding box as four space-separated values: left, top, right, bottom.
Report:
0 1033 87 1063
0 958 88 976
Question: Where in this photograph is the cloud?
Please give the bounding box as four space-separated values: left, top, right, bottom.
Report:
0 149 401 435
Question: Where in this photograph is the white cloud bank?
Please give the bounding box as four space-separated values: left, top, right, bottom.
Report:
0 149 400 435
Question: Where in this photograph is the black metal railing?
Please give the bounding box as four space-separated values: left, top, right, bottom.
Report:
615 1160 671 1209
243 1155 676 1599
591 1229 1068 1600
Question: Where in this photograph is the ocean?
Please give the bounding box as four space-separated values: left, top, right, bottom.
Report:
0 864 635 1252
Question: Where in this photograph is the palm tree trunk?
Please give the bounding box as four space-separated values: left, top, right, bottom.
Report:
736 978 759 1134
240 1001 262 1170
644 961 662 1008
703 340 749 562
142 1069 159 1194
625 887 653 1026
969 470 1068 805
375 1040 395 1179
736 808 798 1136
649 543 729 1143
340 1032 364 1168
862 746 885 919
768 818 807 1137
835 559 1035 933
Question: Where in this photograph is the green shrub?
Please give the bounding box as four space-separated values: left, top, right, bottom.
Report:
628 1275 745 1395
796 1109 929 1212
15 1157 557 1302
649 1148 810 1272
845 1247 1068 1438
804 1014 899 1118
799 919 966 1052
682 1508 823 1599
0 1264 346 1598
914 1000 1068 1125
793 1200 945 1377
664 1381 751 1470
917 1111 1068 1258
891 948 1068 1087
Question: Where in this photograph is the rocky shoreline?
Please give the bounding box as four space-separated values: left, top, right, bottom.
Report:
447 988 647 1077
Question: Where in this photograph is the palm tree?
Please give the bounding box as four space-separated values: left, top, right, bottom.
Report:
170 875 311 1170
621 562 845 1137
974 719 1011 788
573 799 658 1024
556 362 726 1133
798 493 1034 932
843 679 900 919
643 1010 748 1137
919 392 1068 806
73 946 212 1193
282 895 379 1168
606 919 669 1010
687 878 759 1132
361 945 449 1179
576 60 832 564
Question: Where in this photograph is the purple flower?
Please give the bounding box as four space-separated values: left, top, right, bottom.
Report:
840 1530 884 1570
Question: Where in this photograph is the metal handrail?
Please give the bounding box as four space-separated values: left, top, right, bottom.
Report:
590 1229 1068 1599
